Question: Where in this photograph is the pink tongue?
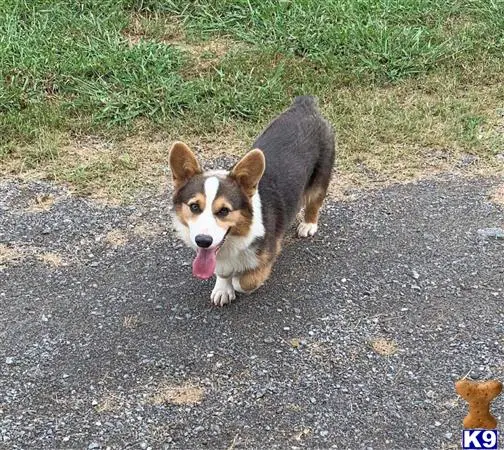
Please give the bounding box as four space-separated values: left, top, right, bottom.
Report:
192 248 217 279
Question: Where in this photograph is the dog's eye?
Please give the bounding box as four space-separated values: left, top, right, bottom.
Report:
189 203 201 214
216 207 230 218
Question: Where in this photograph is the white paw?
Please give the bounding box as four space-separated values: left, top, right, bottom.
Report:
297 222 318 237
211 278 236 306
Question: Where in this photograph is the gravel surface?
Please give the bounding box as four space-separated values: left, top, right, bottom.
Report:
1 176 503 449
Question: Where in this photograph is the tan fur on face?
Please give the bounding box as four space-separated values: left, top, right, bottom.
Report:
221 210 252 237
175 193 205 226
175 190 253 237
176 203 191 227
213 196 252 237
212 197 233 214
188 193 206 212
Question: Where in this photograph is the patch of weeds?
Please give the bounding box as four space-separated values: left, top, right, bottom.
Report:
26 193 56 213
370 337 398 356
0 244 24 266
37 252 64 267
461 115 486 142
123 314 140 329
150 383 204 406
105 229 128 248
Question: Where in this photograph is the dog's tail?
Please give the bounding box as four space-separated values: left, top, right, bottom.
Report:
293 95 318 109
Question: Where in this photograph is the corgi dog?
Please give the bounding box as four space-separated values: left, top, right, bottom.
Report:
169 96 335 306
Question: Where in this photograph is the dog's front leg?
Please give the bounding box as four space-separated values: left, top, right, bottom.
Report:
211 275 236 307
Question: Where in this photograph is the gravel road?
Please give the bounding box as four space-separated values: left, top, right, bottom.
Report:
1 176 503 449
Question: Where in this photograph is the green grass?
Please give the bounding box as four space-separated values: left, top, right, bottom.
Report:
1 0 503 197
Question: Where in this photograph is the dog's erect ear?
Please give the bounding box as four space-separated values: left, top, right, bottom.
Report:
230 149 265 197
169 141 202 189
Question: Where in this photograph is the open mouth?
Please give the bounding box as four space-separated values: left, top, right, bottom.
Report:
192 228 230 280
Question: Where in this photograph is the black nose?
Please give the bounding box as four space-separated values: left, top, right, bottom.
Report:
195 234 213 248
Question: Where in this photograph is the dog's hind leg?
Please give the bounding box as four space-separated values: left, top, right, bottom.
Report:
298 186 326 237
298 134 335 238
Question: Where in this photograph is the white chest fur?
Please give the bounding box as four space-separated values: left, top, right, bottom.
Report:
215 241 260 277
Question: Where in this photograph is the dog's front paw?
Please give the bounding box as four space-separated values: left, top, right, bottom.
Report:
297 221 318 237
211 286 235 306
211 277 236 306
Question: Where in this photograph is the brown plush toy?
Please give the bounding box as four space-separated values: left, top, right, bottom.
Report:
455 379 502 429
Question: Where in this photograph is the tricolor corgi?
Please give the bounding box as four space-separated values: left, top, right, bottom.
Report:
169 96 335 306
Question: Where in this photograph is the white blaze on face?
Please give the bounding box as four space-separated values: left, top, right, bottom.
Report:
189 176 228 248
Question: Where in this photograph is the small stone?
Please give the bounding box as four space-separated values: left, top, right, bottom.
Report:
255 390 266 399
283 327 290 331
477 228 504 239
445 432 453 439
320 430 329 437
194 426 205 433
434 421 441 427
5 357 14 365
412 269 420 279
88 443 100 450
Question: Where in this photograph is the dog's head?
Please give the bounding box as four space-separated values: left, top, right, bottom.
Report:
169 141 265 279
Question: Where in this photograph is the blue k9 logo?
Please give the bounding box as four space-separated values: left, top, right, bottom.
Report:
462 430 499 449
